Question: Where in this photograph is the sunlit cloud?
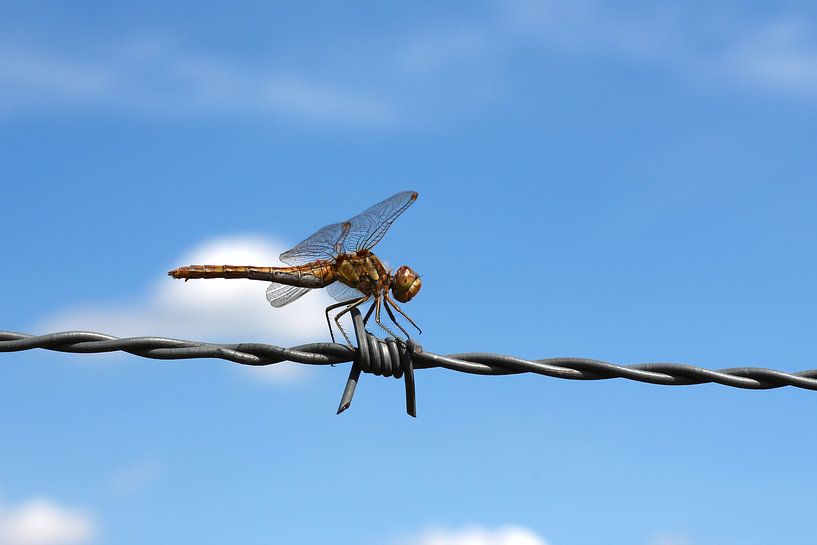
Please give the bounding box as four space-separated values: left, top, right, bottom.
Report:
397 526 549 545
0 497 96 545
38 235 335 380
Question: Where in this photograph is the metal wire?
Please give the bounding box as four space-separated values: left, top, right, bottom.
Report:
3 309 817 416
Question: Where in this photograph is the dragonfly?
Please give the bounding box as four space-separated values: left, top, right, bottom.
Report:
168 191 422 346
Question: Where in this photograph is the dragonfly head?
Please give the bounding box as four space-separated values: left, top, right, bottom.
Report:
391 265 422 303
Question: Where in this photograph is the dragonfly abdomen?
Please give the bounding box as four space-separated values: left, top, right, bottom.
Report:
168 264 333 288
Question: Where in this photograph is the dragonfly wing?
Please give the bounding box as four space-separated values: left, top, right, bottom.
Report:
266 283 311 308
327 281 366 303
280 222 349 266
345 191 417 252
280 191 417 264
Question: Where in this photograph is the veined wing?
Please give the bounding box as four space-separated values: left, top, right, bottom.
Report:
344 191 417 252
280 222 350 266
327 281 365 303
266 283 311 307
279 191 417 265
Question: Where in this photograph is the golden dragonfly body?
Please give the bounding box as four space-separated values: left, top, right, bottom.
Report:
169 191 422 345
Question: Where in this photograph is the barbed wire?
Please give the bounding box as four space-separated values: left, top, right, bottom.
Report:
3 309 816 416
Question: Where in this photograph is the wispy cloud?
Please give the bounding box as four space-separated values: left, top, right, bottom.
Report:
499 1 817 99
1 3 816 126
498 0 678 59
38 236 334 381
0 39 395 127
401 3 817 104
105 458 160 496
0 47 113 100
0 497 96 545
645 533 693 545
397 526 549 545
724 18 817 96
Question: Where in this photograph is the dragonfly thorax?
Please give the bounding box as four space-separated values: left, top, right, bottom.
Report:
335 252 391 296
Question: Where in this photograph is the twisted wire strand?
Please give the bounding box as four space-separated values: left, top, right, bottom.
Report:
2 329 816 391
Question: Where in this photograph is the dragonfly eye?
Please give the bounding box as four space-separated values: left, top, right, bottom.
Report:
391 265 422 303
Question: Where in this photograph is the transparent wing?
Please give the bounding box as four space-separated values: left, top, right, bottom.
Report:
279 222 350 266
279 191 417 265
344 191 417 252
327 281 366 303
266 282 311 308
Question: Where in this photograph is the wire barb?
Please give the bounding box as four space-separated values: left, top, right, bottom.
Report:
336 308 419 416
3 325 817 416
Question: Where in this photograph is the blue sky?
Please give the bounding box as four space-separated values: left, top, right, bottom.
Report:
2 1 817 544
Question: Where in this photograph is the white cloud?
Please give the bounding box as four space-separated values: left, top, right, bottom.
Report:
0 498 96 545
398 526 549 545
39 236 336 380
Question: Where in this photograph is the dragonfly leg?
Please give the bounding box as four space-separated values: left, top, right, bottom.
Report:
384 293 422 334
374 294 402 340
334 295 371 348
382 297 411 340
325 297 364 344
362 299 376 325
